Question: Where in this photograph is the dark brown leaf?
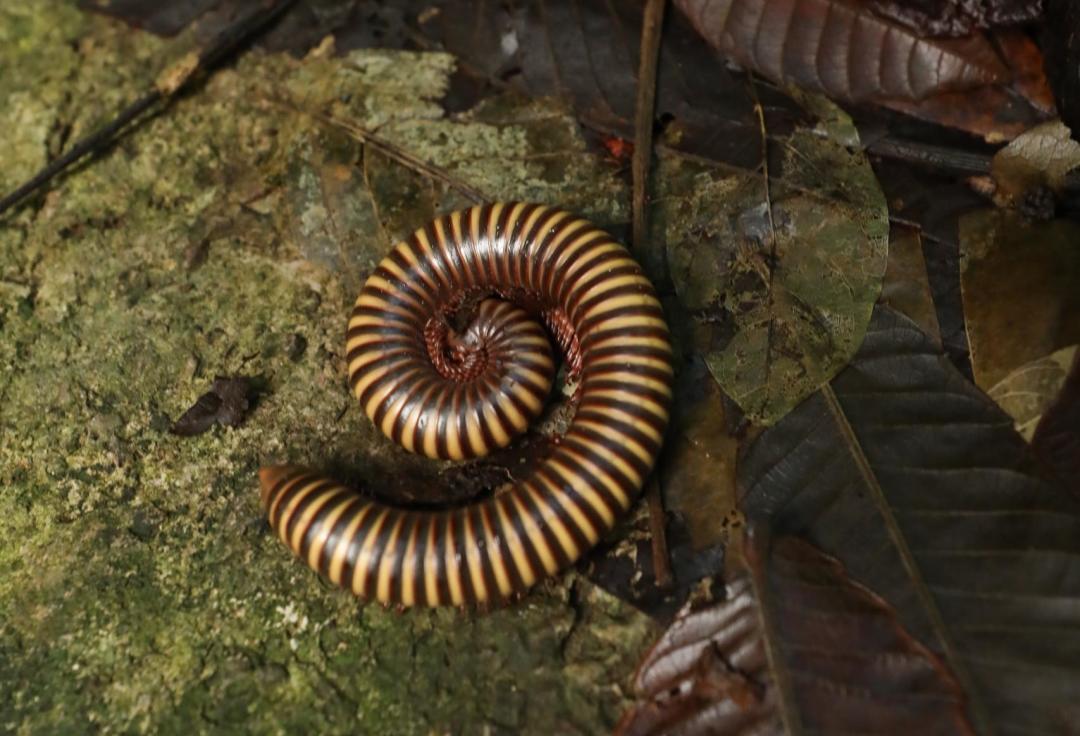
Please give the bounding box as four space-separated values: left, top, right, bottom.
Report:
1032 347 1080 498
78 0 221 36
881 225 943 343
674 0 1007 103
169 376 253 436
869 156 983 378
616 532 974 736
740 305 1080 734
1043 0 1080 139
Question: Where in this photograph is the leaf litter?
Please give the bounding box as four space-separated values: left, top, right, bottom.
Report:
740 306 1080 733
7 1 1080 734
616 531 973 736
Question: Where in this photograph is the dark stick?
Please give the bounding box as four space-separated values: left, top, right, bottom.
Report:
631 0 666 257
632 0 674 591
0 0 296 218
0 92 161 216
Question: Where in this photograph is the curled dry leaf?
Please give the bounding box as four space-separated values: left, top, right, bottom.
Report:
740 306 1080 734
959 209 1080 391
616 532 973 736
674 0 1007 103
660 95 888 424
169 376 253 436
988 344 1078 441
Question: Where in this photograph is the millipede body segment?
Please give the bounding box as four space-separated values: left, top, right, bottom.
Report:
260 202 673 607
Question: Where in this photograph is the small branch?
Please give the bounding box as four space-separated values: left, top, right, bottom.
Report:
631 0 666 257
0 0 296 218
644 476 674 590
631 0 673 591
865 136 993 177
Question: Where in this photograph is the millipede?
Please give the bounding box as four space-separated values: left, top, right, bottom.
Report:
259 202 673 608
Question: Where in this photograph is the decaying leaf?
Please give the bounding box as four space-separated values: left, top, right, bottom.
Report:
661 96 889 424
740 306 1080 734
959 209 1080 391
674 0 1007 103
1032 347 1080 498
988 344 1078 441
991 119 1080 206
660 357 742 551
616 532 973 736
881 226 942 343
868 0 1043 37
169 376 253 436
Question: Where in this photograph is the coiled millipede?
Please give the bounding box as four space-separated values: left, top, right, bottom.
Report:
259 202 672 607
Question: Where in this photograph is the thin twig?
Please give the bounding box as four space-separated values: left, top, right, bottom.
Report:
747 75 779 397
0 0 296 218
631 0 674 591
293 106 490 203
632 0 666 256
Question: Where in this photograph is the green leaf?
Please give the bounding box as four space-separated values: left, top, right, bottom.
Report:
660 96 888 424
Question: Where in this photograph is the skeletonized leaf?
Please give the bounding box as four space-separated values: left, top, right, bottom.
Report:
616 532 973 736
674 0 1007 103
991 120 1080 206
740 305 1080 734
988 345 1078 441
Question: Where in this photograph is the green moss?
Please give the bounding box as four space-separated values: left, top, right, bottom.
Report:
0 5 655 733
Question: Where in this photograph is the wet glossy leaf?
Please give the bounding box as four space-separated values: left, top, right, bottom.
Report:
675 0 1007 103
959 209 1080 391
616 532 973 736
740 306 1080 734
879 29 1055 143
988 345 1078 441
660 96 889 424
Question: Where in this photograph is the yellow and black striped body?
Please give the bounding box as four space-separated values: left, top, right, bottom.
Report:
260 202 673 607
